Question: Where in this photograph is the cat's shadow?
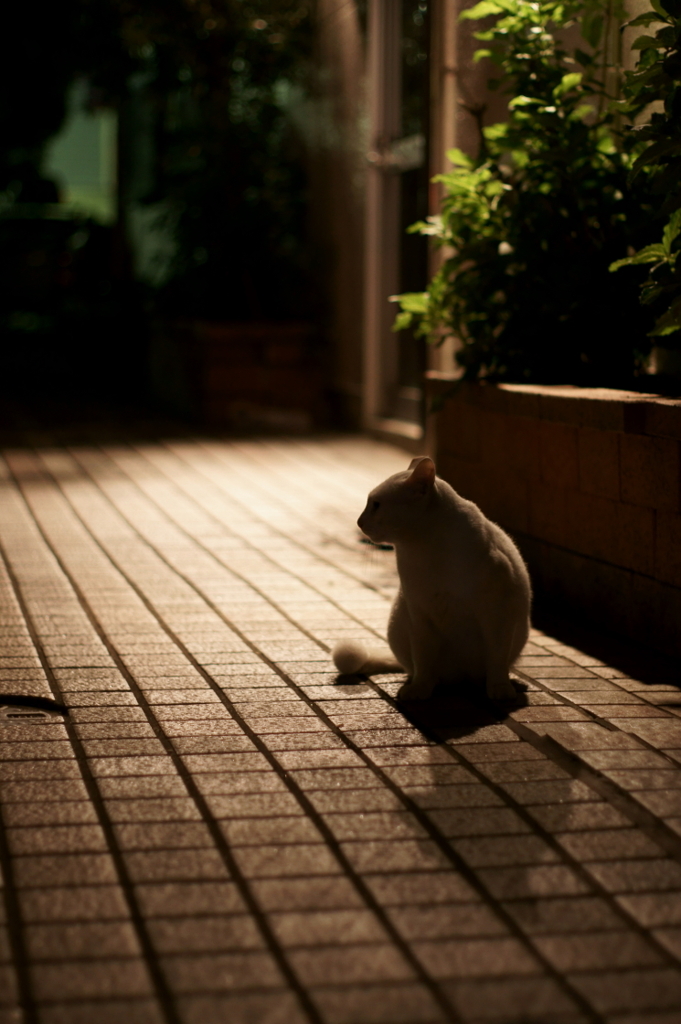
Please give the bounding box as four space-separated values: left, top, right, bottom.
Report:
399 679 529 742
335 674 528 742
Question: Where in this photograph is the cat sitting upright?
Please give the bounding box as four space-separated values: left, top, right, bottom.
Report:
333 456 531 701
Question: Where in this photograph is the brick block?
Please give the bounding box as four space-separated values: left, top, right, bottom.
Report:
642 397 681 440
437 455 487 509
501 384 541 419
563 490 617 563
578 391 639 431
655 511 681 587
528 481 568 546
480 410 510 467
479 383 509 414
620 433 680 511
540 421 580 489
483 467 530 534
578 427 620 500
504 415 541 480
630 574 681 658
436 398 481 462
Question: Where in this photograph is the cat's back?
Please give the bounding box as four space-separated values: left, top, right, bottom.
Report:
434 477 530 584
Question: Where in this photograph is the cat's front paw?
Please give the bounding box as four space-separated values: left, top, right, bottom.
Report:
486 677 518 701
397 679 435 701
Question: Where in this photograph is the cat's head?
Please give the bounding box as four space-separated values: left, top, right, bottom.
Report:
358 457 436 543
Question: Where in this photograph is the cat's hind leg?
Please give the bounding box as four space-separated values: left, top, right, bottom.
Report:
480 602 527 701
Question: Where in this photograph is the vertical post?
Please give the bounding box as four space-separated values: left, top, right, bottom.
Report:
427 0 459 376
362 0 402 429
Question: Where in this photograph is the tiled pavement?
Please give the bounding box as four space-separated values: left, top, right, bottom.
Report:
1 436 681 1024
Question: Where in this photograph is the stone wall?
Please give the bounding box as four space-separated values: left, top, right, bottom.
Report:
426 375 681 658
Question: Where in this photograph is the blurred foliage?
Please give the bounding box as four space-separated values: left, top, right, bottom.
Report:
393 0 657 385
610 0 681 343
0 1 314 320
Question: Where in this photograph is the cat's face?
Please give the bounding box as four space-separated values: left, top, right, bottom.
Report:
357 458 436 544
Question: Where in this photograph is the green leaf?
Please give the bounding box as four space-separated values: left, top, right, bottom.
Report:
459 0 506 21
569 103 595 121
650 301 681 335
446 147 474 168
473 48 493 62
662 209 681 253
609 244 667 271
649 0 669 19
631 138 681 178
389 291 429 314
631 34 661 49
392 311 414 332
553 72 583 97
581 11 604 47
508 95 542 108
625 11 666 27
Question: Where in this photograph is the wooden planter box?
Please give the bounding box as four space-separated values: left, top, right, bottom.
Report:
151 320 327 430
426 373 681 658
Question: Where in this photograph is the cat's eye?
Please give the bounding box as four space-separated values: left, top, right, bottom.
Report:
372 500 380 511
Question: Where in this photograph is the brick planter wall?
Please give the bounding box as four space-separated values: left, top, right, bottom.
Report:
426 374 681 658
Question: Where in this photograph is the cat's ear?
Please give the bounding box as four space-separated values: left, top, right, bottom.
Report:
406 456 436 493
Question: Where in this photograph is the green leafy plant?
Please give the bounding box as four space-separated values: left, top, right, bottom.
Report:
609 0 681 340
394 0 656 384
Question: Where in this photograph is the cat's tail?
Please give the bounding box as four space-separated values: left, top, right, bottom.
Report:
332 640 403 675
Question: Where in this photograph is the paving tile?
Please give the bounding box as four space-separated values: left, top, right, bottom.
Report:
0 802 98 827
25 920 142 960
231 843 340 878
569 968 681 1013
555 829 664 861
177 992 307 1024
585 858 681 893
530 802 632 831
30 959 154 1000
364 871 477 905
289 943 414 985
534 931 662 970
13 853 119 888
250 876 364 912
146 915 264 953
340 839 453 874
6 825 107 855
37 999 165 1024
134 882 246 917
451 835 559 867
617 892 681 927
445 974 578 1019
413 936 540 978
123 848 230 883
160 951 283 992
427 807 530 836
478 864 590 900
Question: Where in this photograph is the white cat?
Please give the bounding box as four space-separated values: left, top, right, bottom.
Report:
333 457 531 701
